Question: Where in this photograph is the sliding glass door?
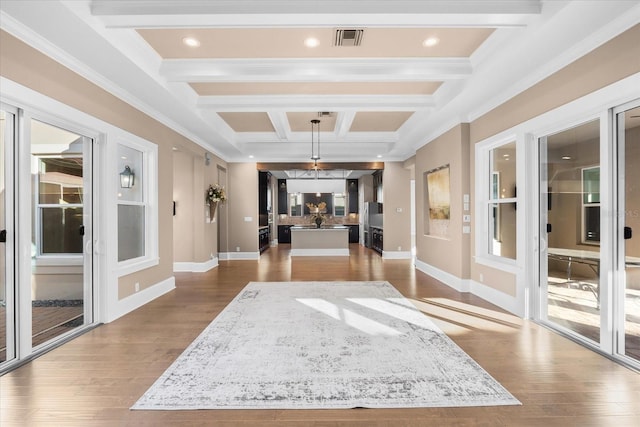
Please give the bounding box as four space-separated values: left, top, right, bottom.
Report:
615 102 640 364
539 119 602 344
0 108 16 366
0 107 96 373
537 99 640 370
29 118 93 350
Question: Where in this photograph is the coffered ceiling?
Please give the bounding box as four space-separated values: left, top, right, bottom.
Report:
1 1 637 163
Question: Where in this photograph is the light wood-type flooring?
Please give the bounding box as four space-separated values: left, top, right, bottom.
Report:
1 244 639 426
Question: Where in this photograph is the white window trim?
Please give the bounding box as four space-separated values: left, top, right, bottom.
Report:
116 135 159 277
474 134 520 272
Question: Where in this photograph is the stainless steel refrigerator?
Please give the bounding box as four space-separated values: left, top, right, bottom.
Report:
363 202 383 248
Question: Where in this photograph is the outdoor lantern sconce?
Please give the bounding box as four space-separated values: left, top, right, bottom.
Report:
120 165 135 188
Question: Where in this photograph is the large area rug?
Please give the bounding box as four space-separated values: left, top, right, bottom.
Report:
132 281 520 410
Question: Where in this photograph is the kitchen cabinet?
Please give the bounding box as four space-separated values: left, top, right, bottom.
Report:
347 179 358 213
348 225 359 244
259 227 270 252
277 179 287 214
278 224 292 244
258 171 270 226
371 227 383 254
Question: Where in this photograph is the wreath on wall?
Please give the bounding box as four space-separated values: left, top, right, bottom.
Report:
206 184 227 205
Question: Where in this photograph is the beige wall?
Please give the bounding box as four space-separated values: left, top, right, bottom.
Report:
172 148 225 263
382 162 412 253
471 24 640 144
415 124 471 279
0 30 219 299
227 163 259 253
466 25 639 299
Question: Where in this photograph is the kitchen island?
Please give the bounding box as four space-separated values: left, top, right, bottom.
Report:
290 225 349 256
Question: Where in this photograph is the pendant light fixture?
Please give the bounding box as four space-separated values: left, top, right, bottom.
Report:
310 119 320 166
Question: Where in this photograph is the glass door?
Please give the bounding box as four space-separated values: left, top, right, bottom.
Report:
29 118 93 350
539 119 602 344
0 108 16 366
615 102 640 364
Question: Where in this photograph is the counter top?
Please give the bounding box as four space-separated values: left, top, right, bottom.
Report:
291 225 348 230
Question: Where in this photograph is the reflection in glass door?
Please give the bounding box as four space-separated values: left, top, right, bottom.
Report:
30 119 92 349
616 103 640 364
539 119 601 344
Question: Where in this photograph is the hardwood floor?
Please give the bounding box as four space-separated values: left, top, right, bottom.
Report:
2 244 639 426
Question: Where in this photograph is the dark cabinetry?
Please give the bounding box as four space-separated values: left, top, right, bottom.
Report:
347 179 358 213
259 227 270 252
258 171 270 226
277 179 288 214
348 225 359 244
278 224 293 244
371 227 383 254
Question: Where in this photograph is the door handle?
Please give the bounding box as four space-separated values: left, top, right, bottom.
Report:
546 224 552 233
0 229 6 243
624 226 632 240
79 225 85 236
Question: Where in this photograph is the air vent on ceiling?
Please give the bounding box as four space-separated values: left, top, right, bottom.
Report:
334 28 364 47
318 112 333 118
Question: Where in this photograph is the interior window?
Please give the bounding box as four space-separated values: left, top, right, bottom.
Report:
487 141 517 260
117 138 158 275
334 193 345 216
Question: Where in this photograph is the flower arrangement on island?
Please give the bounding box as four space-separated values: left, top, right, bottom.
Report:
206 184 227 205
306 201 327 227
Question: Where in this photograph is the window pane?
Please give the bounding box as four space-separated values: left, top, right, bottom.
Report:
334 194 345 216
289 193 302 216
38 158 83 204
490 141 516 200
584 206 600 242
117 145 143 203
582 167 600 204
488 202 517 259
40 207 84 254
118 205 145 262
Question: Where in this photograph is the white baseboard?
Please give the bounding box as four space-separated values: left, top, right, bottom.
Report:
382 250 412 260
107 276 175 323
219 252 260 260
290 248 350 257
414 259 520 316
414 259 470 292
173 257 219 273
470 279 521 316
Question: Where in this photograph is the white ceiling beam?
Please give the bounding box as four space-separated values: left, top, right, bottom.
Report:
267 112 291 140
91 1 541 28
197 95 435 112
336 112 356 138
160 58 472 83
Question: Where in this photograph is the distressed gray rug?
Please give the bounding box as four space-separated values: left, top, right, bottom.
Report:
132 281 520 410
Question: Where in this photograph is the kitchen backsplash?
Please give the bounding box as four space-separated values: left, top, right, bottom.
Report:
278 213 359 226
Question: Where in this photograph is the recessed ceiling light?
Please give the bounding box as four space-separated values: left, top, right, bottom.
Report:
422 37 440 47
182 37 200 47
562 156 572 160
249 155 254 159
121 156 127 160
304 37 320 48
377 155 383 158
